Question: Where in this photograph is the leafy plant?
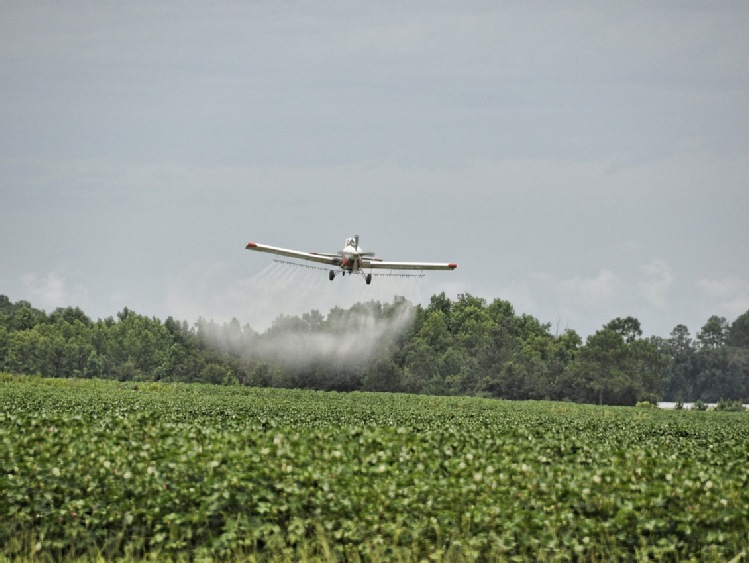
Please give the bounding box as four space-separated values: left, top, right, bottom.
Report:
3 374 749 560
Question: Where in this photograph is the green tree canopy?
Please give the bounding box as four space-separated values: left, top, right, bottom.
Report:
727 309 749 348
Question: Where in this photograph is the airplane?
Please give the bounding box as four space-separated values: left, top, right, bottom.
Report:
245 235 457 284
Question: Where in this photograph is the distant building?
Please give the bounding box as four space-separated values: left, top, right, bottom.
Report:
658 402 749 410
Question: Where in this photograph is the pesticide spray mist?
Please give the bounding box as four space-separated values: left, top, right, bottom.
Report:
254 298 416 370
192 260 423 383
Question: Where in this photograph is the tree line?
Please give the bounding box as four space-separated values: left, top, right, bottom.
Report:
2 293 748 405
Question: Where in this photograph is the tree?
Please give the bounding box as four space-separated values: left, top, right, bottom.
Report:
727 309 749 348
661 324 698 401
697 315 728 349
668 324 694 354
11 305 45 331
692 344 749 402
427 292 452 325
419 310 451 353
201 363 238 385
577 327 636 405
302 309 325 332
545 329 582 401
362 357 402 392
605 316 642 343
564 318 666 405
84 350 104 379
4 293 740 403
402 338 440 394
50 306 92 327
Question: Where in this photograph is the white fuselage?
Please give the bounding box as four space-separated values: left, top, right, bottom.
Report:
339 239 362 271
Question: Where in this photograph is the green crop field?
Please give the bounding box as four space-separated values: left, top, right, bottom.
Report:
2 374 748 561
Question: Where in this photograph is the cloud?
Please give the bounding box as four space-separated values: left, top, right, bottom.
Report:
638 259 673 309
698 276 749 321
18 272 89 312
556 268 622 309
491 261 682 336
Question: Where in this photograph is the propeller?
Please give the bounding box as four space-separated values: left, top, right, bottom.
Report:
354 234 376 257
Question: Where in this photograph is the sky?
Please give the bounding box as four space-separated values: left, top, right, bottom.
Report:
2 2 748 339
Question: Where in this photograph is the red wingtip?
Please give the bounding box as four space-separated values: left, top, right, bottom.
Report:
246 242 258 249
449 263 458 269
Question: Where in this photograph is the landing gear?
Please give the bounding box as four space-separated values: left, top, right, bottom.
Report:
330 269 372 284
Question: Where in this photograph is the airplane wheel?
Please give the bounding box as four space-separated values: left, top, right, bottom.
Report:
365 274 372 285
329 271 335 281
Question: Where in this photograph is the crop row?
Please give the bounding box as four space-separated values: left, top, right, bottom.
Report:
2 375 749 560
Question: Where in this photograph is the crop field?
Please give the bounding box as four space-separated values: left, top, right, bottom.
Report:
2 374 749 561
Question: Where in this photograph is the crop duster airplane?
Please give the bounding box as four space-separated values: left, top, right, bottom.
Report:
245 235 457 285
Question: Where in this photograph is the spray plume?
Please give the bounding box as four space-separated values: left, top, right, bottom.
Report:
197 296 416 376
256 298 415 369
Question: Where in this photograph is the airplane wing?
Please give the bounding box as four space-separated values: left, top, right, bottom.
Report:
363 260 457 271
245 242 341 266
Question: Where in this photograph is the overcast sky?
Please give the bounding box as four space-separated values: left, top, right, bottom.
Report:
2 2 748 338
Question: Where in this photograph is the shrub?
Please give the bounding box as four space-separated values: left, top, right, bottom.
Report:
715 399 746 412
693 399 708 411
